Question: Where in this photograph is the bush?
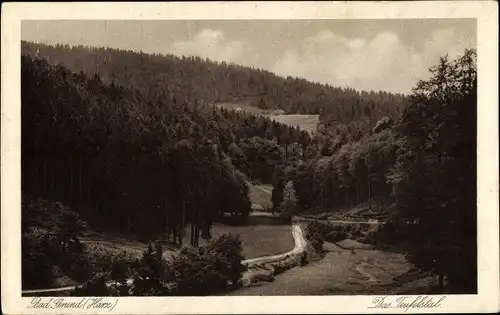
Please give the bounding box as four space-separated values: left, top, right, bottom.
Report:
22 234 54 288
72 234 247 296
169 233 245 296
22 197 93 288
23 231 92 288
66 252 92 282
299 251 309 266
279 181 298 216
206 233 246 287
272 257 299 276
110 256 130 283
305 221 349 244
131 242 169 296
249 273 274 284
170 245 222 295
311 237 324 252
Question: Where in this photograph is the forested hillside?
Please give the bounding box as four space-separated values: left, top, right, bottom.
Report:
22 41 406 139
273 49 477 293
272 128 399 213
22 55 254 242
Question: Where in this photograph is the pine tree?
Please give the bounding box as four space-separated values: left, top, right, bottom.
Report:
392 49 477 293
280 180 298 216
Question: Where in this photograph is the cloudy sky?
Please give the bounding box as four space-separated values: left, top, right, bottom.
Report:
22 19 476 94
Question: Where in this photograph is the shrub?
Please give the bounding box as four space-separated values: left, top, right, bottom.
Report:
22 197 93 287
206 233 246 287
22 234 54 288
169 233 245 295
170 245 221 295
272 257 299 276
305 221 349 244
66 252 93 282
131 242 169 296
249 273 274 284
311 237 324 252
299 251 309 266
279 181 298 216
110 256 130 283
108 282 131 296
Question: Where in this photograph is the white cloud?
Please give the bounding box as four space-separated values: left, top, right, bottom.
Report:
348 38 367 50
273 28 472 94
169 29 247 64
169 27 473 94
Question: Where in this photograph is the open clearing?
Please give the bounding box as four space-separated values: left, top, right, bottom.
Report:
182 223 294 259
248 182 274 209
267 114 320 134
214 101 320 134
229 240 435 295
177 181 293 260
214 101 268 115
84 221 294 262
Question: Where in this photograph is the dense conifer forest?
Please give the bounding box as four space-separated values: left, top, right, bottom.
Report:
22 41 406 143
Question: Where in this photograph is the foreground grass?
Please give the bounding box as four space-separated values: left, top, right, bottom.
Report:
181 223 295 259
228 240 435 295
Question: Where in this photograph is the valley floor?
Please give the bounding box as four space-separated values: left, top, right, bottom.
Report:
228 240 435 296
81 223 294 266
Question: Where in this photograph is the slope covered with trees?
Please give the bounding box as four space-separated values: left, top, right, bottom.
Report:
22 55 253 243
274 49 477 293
272 128 398 213
388 49 477 293
21 44 331 187
21 41 406 138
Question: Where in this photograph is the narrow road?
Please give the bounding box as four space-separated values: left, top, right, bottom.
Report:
295 215 381 225
255 185 272 195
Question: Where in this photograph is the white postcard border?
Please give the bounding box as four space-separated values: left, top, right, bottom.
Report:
2 2 498 314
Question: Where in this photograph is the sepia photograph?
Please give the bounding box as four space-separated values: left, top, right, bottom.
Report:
18 17 480 296
2 2 499 314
